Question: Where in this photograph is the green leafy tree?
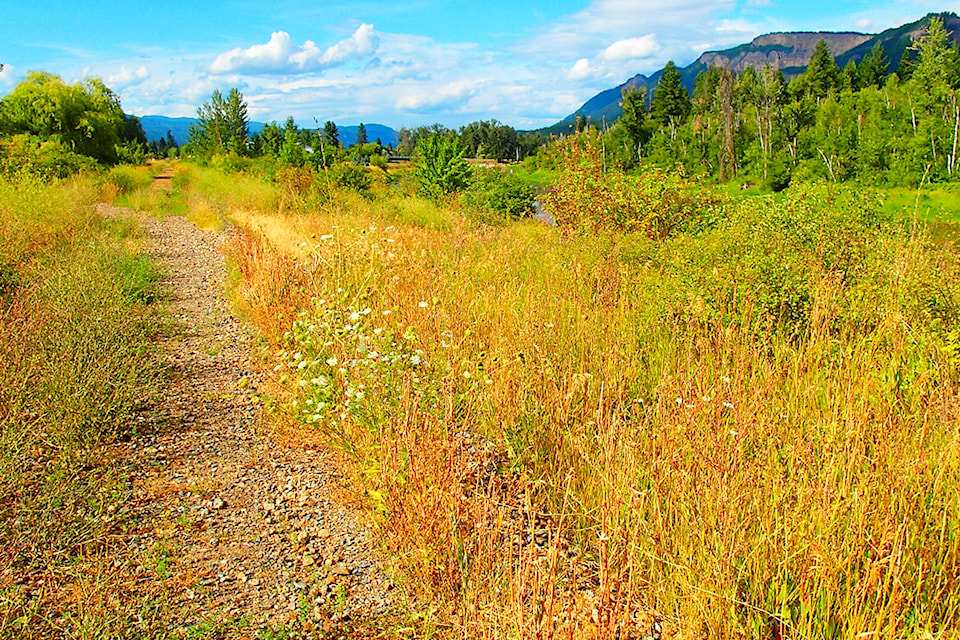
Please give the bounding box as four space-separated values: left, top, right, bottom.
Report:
414 134 472 198
650 61 691 130
356 122 368 145
0 72 125 163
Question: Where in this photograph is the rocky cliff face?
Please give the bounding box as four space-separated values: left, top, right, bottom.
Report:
698 32 873 73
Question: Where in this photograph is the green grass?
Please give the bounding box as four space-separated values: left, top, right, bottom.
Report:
0 172 165 638
880 184 960 243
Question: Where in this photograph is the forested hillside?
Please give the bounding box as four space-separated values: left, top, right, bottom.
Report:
532 15 960 189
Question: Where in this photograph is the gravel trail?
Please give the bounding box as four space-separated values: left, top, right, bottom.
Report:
99 202 397 637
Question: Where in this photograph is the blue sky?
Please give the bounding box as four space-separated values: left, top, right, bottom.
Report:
1 0 956 129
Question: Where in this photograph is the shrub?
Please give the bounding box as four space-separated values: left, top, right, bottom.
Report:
327 163 371 192
0 134 97 178
414 134 472 199
545 132 723 237
461 168 535 223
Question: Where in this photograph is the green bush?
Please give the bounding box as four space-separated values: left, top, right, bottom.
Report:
327 163 371 191
461 168 535 223
0 134 97 179
414 134 472 199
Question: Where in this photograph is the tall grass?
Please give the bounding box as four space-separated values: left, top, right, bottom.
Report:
186 158 959 638
0 174 164 637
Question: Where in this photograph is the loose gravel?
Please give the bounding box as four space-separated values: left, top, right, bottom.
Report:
98 202 398 637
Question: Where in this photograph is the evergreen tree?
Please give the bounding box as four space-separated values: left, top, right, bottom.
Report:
650 61 691 128
356 122 368 145
323 120 340 147
223 88 249 154
193 88 249 155
805 39 840 99
859 41 890 88
898 48 917 81
619 85 647 163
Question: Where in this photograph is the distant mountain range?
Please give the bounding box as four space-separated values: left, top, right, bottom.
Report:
543 12 960 134
138 115 397 147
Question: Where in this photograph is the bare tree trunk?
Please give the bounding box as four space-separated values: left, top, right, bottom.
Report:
817 148 837 183
951 97 959 175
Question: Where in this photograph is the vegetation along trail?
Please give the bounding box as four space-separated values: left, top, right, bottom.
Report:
101 195 397 636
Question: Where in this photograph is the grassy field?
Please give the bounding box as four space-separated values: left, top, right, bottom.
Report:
5 158 957 638
0 172 165 637
158 159 960 639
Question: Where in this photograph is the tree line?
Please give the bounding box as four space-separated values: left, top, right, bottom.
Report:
557 15 960 189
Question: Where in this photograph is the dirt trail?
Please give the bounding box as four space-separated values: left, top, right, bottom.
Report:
100 197 397 636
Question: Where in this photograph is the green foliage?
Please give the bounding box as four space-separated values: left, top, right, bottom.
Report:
356 122 368 145
650 61 691 128
413 134 472 198
619 85 647 165
0 134 97 178
323 120 340 148
461 168 535 223
327 163 372 191
859 41 891 88
458 120 520 161
545 132 722 236
803 39 841 99
190 88 250 156
0 72 125 165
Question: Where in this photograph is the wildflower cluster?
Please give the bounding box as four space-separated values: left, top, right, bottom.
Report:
279 297 430 429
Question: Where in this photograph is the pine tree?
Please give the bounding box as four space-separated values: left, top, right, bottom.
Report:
619 85 647 162
805 39 840 99
650 61 691 128
898 48 917 81
356 122 368 145
323 120 340 147
859 41 890 88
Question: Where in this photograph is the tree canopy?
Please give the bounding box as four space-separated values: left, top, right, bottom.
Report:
0 72 126 163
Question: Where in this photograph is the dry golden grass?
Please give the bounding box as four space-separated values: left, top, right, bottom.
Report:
179 162 960 639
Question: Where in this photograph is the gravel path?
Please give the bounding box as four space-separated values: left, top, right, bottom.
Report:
99 202 397 637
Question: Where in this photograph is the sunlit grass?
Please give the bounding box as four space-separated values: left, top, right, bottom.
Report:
0 172 164 637
184 160 960 638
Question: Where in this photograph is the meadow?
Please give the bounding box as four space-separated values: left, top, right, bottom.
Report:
123 154 960 639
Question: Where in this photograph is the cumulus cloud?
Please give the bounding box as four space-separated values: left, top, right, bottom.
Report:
568 58 597 80
108 65 149 88
600 35 661 60
395 79 480 111
209 24 379 75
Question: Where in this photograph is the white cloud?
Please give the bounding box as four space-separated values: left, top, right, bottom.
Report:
395 79 481 111
209 24 379 75
569 58 597 80
600 35 661 61
108 65 149 88
0 64 16 88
